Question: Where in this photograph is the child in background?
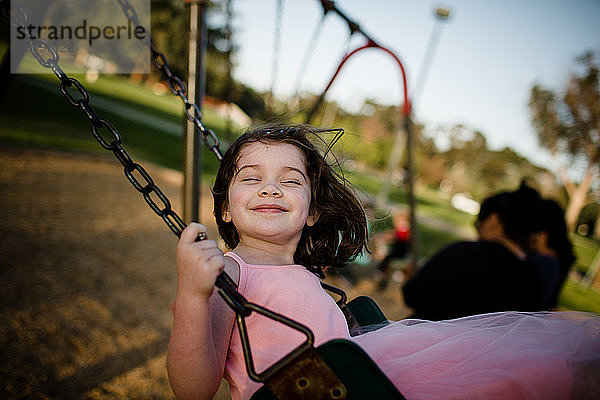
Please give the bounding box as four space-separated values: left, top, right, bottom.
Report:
374 206 411 290
168 123 600 400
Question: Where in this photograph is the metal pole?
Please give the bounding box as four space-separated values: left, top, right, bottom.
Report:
413 7 451 109
224 0 233 142
404 116 417 269
268 0 284 113
183 0 207 223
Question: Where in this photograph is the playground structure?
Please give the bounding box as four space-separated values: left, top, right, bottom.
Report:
3 1 599 398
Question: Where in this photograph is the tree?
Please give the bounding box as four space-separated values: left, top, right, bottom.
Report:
528 51 600 235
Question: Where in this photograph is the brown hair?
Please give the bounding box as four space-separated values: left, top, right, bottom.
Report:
212 123 368 277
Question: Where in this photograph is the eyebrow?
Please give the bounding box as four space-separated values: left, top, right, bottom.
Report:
236 164 307 180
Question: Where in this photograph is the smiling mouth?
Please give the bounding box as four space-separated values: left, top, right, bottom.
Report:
251 204 288 213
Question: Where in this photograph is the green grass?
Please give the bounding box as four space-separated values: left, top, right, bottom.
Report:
0 74 221 174
417 186 475 229
560 234 600 313
558 279 600 313
571 234 599 274
16 55 238 134
345 170 403 202
416 223 462 259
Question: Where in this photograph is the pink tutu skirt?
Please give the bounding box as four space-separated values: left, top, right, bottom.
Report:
352 311 600 399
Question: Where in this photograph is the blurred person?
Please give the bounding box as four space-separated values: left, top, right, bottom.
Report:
373 206 411 290
527 199 575 309
402 184 545 321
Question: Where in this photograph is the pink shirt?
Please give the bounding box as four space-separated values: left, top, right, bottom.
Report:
223 252 350 400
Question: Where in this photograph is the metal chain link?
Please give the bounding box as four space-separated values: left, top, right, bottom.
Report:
28 39 190 238
116 0 224 161
10 0 223 234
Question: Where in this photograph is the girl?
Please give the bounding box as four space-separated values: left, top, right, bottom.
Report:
168 123 600 400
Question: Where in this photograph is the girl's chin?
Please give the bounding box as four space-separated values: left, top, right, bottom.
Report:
243 228 303 242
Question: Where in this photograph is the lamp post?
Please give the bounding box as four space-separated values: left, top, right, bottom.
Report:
375 7 449 268
413 7 451 109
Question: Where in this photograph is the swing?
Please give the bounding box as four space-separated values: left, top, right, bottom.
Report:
9 1 404 398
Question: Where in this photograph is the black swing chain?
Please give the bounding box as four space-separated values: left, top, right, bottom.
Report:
116 0 224 162
8 0 254 317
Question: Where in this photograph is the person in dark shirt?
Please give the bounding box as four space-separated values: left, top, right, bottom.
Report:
526 199 575 309
402 184 544 321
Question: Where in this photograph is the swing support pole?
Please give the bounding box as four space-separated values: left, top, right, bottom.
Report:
183 0 207 223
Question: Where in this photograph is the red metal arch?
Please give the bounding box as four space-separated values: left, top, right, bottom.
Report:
307 39 411 121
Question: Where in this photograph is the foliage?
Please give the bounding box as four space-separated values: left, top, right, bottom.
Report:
558 279 600 313
529 52 600 166
418 124 549 200
149 0 237 102
528 51 600 234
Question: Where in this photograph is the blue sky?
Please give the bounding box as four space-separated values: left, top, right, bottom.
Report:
229 0 600 171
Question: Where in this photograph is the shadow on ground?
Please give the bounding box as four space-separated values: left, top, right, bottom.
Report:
0 147 231 399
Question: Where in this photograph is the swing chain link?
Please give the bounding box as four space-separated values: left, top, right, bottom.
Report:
148 48 224 161
11 0 251 317
116 0 224 161
17 25 188 241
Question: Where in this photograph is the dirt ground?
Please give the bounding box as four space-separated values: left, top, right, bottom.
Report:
0 147 411 399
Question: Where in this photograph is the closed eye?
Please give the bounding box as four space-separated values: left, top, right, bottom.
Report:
282 179 301 185
240 177 260 182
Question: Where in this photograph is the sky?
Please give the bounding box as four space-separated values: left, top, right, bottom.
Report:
228 0 600 171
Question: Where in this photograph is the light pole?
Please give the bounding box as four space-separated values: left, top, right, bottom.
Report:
376 7 449 268
413 7 451 109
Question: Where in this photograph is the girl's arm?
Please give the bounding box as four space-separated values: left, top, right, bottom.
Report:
167 223 239 400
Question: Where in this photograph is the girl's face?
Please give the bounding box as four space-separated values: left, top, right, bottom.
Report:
225 142 316 246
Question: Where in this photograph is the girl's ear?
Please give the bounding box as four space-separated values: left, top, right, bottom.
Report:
223 209 232 223
306 210 318 227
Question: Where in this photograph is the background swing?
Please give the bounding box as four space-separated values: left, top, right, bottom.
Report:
6 0 408 398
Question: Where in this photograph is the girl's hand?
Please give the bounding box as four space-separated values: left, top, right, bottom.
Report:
176 223 225 301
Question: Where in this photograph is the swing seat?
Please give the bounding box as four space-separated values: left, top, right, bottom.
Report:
321 282 390 336
346 295 390 329
251 339 405 400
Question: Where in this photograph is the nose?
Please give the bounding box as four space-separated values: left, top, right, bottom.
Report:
259 182 282 197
